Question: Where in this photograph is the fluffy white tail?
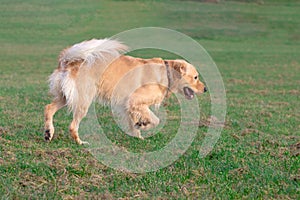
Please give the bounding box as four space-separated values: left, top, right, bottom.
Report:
59 38 128 67
49 38 128 111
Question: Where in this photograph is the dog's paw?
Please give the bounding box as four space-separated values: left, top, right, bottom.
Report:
44 129 54 141
80 141 90 145
138 135 144 140
134 119 150 129
76 138 90 145
134 121 150 129
44 129 51 141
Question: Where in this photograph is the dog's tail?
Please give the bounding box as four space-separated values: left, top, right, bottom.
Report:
48 38 128 111
59 38 128 68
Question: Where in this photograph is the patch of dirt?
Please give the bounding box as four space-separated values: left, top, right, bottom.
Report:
18 171 49 190
268 101 290 106
241 128 260 136
261 111 273 118
229 166 249 176
290 142 300 157
249 89 269 95
0 126 9 135
289 89 300 95
207 116 226 128
290 175 300 182
228 78 248 84
34 148 77 176
202 0 220 3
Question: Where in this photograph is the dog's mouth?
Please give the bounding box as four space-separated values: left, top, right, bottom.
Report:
183 87 195 100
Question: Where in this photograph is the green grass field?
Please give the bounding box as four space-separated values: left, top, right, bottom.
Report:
1 0 299 199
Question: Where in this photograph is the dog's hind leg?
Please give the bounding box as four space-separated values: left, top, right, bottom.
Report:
69 104 91 145
44 97 66 141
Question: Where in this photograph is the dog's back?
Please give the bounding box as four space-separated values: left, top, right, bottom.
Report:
97 55 167 104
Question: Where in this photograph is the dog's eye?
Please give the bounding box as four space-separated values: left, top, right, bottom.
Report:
194 76 198 80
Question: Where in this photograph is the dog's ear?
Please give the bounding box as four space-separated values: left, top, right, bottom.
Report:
177 62 187 75
167 60 187 76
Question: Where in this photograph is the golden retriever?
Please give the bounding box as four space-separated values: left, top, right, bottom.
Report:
44 39 207 144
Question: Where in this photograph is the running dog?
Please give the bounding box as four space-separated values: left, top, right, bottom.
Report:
44 39 207 144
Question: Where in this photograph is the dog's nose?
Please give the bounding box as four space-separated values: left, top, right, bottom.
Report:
204 87 207 93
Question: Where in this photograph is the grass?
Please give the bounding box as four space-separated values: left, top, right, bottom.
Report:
0 0 299 199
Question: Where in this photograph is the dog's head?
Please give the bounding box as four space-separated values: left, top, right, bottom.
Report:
166 59 207 100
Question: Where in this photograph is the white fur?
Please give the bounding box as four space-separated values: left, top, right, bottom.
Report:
49 38 128 111
59 38 128 67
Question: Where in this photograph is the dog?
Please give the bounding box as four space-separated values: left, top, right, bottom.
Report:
44 38 207 144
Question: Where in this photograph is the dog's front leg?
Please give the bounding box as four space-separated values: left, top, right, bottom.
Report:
130 106 160 132
127 120 144 140
126 109 144 139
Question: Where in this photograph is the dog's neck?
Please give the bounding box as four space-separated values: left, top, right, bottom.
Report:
164 60 172 98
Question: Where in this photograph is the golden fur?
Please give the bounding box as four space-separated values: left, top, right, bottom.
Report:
44 39 206 144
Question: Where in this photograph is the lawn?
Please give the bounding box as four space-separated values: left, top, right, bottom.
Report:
0 0 299 199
